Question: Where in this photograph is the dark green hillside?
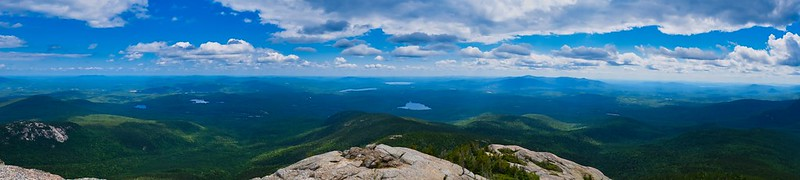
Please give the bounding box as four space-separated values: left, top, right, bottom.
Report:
626 99 795 126
455 113 566 132
575 116 666 144
746 100 800 130
0 115 248 179
0 95 95 122
452 113 600 164
599 128 800 180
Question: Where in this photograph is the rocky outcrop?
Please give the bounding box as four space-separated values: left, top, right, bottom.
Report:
254 144 485 180
0 163 65 180
487 144 610 180
3 121 70 143
258 144 611 180
0 159 101 180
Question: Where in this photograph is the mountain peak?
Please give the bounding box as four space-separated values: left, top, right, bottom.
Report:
255 144 609 180
255 144 485 180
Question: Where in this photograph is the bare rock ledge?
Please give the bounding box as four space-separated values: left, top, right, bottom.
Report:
255 144 610 180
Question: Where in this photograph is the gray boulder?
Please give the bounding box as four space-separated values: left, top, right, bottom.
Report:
0 159 103 180
0 164 64 180
254 144 485 180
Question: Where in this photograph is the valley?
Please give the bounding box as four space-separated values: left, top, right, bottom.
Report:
0 76 798 179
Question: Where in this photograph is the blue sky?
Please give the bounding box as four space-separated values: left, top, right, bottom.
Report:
1 0 800 84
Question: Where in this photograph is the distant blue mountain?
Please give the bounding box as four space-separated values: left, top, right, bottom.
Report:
493 75 607 90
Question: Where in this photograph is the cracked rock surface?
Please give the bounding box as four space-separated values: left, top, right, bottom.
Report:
253 144 486 180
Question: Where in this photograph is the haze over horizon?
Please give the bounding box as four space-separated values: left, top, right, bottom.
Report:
2 0 800 84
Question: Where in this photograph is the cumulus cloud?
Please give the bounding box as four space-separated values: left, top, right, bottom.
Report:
124 39 300 65
0 0 149 28
332 39 366 48
341 44 382 56
333 57 357 68
293 46 317 53
613 52 645 66
0 35 24 48
364 63 396 69
215 0 800 43
459 46 489 58
724 32 800 67
765 32 800 66
391 46 445 58
374 55 385 61
0 52 90 60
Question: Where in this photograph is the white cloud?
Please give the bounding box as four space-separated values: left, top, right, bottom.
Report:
613 52 645 66
766 32 800 66
364 63 396 69
0 35 24 48
459 46 489 58
727 32 800 66
435 59 457 66
0 21 22 28
87 43 98 50
341 44 382 56
459 44 532 59
0 0 149 28
637 46 721 60
333 57 357 68
215 0 800 43
374 55 385 61
0 52 90 60
126 41 166 54
258 51 301 63
243 18 252 23
391 46 444 58
513 53 604 70
293 46 317 53
171 17 178 21
492 44 532 57
124 39 301 65
124 52 143 60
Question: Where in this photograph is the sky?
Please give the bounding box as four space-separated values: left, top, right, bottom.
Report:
1 0 800 84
